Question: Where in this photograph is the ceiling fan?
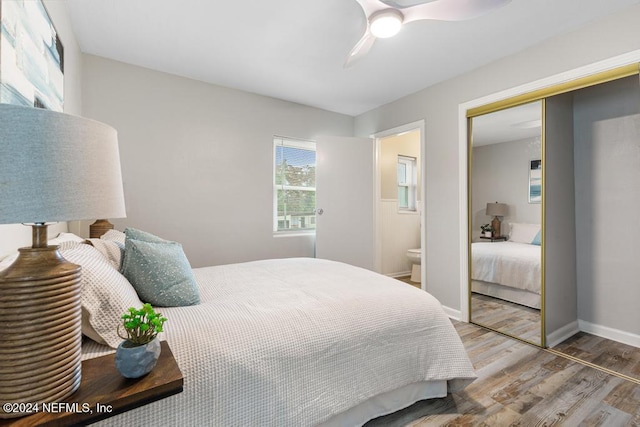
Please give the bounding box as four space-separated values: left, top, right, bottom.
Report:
346 0 511 67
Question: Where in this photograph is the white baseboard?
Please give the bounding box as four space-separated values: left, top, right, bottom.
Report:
546 321 580 348
454 312 639 349
578 320 640 348
441 305 461 321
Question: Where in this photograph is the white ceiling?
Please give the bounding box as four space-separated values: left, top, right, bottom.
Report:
64 0 640 116
472 100 542 146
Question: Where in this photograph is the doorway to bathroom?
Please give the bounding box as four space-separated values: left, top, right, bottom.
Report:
373 121 425 289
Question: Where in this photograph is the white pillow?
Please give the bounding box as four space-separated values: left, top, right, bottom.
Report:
48 232 86 245
59 241 143 348
88 238 124 270
101 229 126 245
508 223 541 244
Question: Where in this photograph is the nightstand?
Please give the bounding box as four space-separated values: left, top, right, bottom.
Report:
479 236 507 242
0 341 183 427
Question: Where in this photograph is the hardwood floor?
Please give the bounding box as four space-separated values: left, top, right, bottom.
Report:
552 332 640 382
365 321 640 426
471 293 541 345
469 292 639 382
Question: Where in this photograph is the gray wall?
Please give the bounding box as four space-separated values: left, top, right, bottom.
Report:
544 94 578 343
354 4 640 311
573 76 640 336
81 55 354 268
471 137 542 240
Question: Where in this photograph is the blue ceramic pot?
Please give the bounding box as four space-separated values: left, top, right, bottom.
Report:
115 338 161 378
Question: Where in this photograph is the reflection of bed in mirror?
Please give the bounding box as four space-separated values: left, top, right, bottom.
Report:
471 239 541 309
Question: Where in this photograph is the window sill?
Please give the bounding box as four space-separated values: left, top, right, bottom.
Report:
397 210 419 215
273 231 316 238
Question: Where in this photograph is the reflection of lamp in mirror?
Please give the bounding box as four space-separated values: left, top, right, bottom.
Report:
486 202 508 237
89 219 116 238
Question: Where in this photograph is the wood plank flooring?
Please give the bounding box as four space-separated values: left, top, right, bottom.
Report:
552 332 640 382
365 321 640 426
469 291 639 382
471 293 541 345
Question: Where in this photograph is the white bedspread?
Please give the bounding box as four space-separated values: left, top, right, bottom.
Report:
471 242 541 294
84 258 475 426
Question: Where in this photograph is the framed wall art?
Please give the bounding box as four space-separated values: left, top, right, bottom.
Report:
0 0 64 111
529 159 542 204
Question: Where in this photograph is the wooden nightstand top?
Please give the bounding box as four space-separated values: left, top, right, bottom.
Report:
0 341 183 427
479 235 507 242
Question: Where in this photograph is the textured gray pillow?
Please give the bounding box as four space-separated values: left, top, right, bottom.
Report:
121 229 200 307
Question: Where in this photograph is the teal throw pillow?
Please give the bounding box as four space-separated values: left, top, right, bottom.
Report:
531 229 542 246
121 230 200 307
124 227 168 243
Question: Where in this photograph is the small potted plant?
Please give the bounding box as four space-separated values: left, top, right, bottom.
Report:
481 224 493 238
115 303 167 378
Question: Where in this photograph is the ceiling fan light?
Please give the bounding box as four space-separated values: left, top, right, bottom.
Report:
370 10 403 38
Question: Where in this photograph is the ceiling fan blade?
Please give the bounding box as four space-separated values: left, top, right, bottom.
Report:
353 0 394 19
379 0 432 7
403 0 511 24
344 30 377 68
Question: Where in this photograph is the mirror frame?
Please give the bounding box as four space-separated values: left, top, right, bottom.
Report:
467 100 545 347
464 63 640 348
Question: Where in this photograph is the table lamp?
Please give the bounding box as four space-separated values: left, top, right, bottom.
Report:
0 104 126 418
486 202 508 238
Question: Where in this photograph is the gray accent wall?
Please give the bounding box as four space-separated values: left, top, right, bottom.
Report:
544 94 578 342
81 55 354 268
573 76 640 336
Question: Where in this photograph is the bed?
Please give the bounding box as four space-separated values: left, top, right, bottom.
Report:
471 223 542 309
41 230 476 426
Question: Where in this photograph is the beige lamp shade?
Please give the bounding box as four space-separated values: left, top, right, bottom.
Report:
0 104 126 224
486 202 508 217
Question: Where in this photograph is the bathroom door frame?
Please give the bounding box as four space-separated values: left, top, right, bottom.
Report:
372 120 426 290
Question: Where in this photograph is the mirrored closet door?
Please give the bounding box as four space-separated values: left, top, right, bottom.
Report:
468 101 543 347
466 64 640 380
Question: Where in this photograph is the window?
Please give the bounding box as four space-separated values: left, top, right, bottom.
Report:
274 136 316 232
397 155 417 211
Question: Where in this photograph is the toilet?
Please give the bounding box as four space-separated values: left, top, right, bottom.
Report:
406 248 421 283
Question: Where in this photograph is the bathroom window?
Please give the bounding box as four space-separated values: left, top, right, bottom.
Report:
273 136 316 233
397 155 417 211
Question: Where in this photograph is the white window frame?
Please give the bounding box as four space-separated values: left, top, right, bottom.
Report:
397 155 417 212
273 136 316 235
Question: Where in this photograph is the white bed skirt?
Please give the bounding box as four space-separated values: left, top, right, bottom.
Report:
82 342 450 427
319 380 447 427
472 280 541 309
